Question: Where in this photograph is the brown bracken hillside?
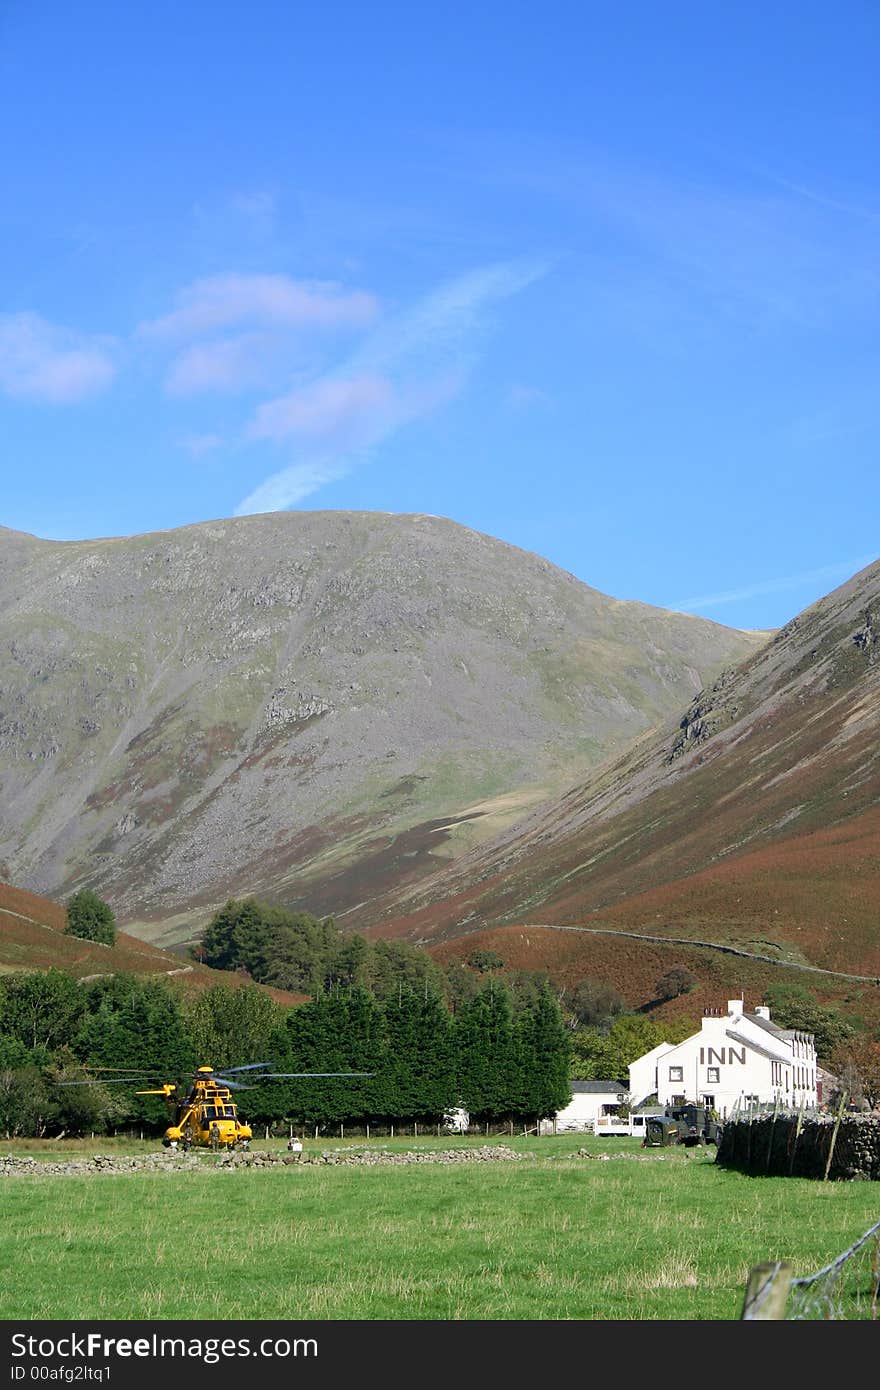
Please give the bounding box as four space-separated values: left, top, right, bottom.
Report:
0 879 305 1004
359 559 880 984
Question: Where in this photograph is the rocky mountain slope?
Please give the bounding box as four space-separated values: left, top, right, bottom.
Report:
358 559 880 976
0 512 761 938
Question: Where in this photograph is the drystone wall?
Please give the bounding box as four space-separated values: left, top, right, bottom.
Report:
716 1113 880 1180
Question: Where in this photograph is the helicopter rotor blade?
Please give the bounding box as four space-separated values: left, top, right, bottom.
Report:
259 1072 374 1078
68 1066 168 1073
212 1062 272 1074
55 1077 160 1086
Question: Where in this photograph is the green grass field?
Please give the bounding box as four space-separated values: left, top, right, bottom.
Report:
1 1136 877 1320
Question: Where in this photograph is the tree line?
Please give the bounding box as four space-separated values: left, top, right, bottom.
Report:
0 967 571 1138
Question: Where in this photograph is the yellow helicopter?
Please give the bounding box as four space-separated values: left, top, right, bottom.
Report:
140 1064 258 1152
62 1062 371 1152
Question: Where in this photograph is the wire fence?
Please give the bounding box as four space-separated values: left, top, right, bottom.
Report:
787 1219 880 1320
742 1219 880 1319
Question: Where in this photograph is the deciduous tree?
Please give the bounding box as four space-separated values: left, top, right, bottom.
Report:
65 889 117 945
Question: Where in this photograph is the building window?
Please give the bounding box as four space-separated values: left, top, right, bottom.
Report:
668 1066 683 1082
706 1067 720 1083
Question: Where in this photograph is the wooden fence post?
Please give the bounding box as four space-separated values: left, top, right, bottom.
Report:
741 1262 792 1319
765 1095 780 1173
823 1092 848 1182
788 1097 806 1177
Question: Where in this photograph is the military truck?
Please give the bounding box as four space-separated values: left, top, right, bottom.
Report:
642 1103 723 1148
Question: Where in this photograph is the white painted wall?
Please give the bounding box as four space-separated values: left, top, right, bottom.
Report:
630 1001 817 1119
551 1086 626 1132
629 1041 676 1107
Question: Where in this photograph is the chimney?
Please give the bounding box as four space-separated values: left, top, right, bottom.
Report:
754 1006 770 1020
727 998 744 1018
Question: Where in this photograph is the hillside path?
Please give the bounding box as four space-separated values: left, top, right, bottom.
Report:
528 924 880 986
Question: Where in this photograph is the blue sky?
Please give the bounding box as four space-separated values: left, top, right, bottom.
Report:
1 1 877 629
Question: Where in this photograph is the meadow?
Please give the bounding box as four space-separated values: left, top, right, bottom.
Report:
1 1135 878 1320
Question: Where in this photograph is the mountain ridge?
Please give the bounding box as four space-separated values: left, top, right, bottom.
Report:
0 510 762 933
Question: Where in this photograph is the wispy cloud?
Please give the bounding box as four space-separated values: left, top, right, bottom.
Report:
140 272 379 399
506 383 554 411
235 258 548 515
235 460 351 515
139 273 378 341
249 372 397 446
228 189 279 239
671 554 878 614
0 312 117 403
445 132 880 334
178 432 225 458
165 333 271 396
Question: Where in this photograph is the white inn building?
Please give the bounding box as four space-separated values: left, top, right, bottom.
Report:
629 999 818 1118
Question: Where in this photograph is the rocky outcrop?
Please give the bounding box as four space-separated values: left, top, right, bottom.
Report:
666 669 740 763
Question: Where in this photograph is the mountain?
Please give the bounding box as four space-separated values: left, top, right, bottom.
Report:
356 559 880 979
0 513 761 942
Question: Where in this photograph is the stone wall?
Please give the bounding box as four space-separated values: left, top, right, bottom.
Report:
716 1113 880 1180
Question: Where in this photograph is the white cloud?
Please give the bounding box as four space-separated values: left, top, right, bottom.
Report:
234 258 549 515
235 460 350 515
139 273 378 340
0 313 117 403
249 373 397 447
165 333 270 396
353 260 547 380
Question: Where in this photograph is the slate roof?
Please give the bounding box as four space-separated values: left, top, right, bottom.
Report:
746 1013 808 1042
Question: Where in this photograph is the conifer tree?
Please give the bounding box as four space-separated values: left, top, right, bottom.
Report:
518 984 571 1121
455 981 520 1121
381 986 456 1122
76 976 195 1124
